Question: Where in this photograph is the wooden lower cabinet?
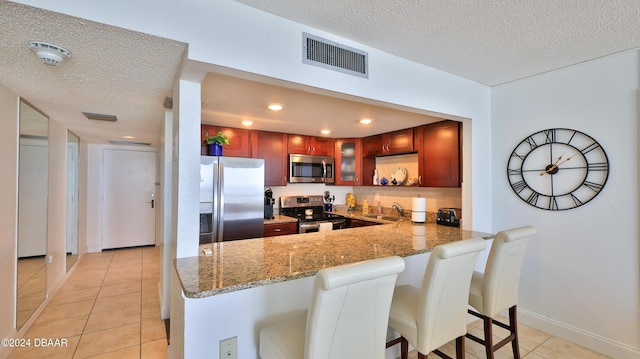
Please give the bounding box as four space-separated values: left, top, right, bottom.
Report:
264 222 298 237
251 130 288 186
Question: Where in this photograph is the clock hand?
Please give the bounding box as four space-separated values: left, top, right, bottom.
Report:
540 153 565 176
555 154 576 168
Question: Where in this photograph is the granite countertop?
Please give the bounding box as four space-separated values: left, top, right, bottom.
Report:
176 211 492 299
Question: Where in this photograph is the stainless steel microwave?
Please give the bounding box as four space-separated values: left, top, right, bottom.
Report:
288 154 335 184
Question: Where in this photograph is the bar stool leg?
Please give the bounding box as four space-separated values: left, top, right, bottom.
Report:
483 316 494 359
510 306 520 359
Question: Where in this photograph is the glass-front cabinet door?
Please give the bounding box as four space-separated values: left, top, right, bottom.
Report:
334 138 362 186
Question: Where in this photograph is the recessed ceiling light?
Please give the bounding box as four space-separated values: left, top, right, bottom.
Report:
267 103 284 111
359 118 373 124
320 129 332 135
122 135 136 139
241 120 254 126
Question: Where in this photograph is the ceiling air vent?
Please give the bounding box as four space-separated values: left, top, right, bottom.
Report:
83 112 117 122
303 32 368 78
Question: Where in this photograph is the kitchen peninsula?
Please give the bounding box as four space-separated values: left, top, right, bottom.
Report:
170 213 492 358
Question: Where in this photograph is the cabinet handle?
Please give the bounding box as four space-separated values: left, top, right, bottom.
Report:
274 229 281 232
418 175 422 184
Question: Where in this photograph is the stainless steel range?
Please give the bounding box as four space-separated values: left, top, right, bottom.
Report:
280 195 346 233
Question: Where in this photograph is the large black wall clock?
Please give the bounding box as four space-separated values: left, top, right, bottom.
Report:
507 128 609 211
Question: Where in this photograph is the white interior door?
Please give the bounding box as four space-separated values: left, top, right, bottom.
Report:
102 149 157 249
18 142 48 257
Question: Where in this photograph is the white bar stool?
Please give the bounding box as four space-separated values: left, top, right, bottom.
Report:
386 237 488 359
259 255 405 359
466 226 536 359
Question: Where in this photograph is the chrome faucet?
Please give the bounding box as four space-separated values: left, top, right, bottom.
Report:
392 202 404 217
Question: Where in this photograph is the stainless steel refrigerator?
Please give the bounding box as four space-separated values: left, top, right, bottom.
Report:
200 156 265 243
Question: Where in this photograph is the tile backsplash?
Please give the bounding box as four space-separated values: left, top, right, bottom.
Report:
267 151 461 215
353 185 461 214
269 183 460 214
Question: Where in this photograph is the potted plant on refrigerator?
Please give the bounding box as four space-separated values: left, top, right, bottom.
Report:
204 131 230 156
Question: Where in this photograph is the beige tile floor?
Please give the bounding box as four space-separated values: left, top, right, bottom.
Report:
10 246 610 359
401 316 611 359
9 246 167 359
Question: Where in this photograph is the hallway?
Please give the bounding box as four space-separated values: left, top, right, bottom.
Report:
9 246 167 358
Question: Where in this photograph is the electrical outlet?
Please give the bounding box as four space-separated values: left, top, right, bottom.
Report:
219 336 237 359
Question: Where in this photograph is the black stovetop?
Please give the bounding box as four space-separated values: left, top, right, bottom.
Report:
280 206 344 222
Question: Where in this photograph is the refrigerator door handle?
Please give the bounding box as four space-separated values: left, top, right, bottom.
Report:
212 161 221 242
218 163 225 241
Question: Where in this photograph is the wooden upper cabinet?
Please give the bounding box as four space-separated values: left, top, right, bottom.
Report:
288 135 334 156
251 131 288 186
334 138 362 186
363 128 414 156
415 120 461 188
201 125 251 157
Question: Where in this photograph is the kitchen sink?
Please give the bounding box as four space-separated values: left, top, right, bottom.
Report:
362 215 403 222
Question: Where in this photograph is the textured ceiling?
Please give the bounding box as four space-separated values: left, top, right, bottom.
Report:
3 1 640 146
234 0 640 86
0 1 187 146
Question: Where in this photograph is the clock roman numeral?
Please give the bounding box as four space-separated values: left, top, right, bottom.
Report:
583 181 604 193
507 168 522 176
526 192 539 206
580 141 600 155
548 196 559 210
524 136 537 149
570 193 583 206
587 162 608 171
511 180 527 194
543 129 556 144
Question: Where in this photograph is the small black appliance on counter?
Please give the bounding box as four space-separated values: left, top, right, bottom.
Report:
264 187 275 219
436 208 461 227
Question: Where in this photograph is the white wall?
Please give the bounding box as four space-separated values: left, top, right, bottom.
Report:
13 0 493 233
492 50 640 358
0 87 82 359
0 84 19 359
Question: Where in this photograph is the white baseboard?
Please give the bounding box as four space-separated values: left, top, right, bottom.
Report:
86 244 102 253
518 308 640 359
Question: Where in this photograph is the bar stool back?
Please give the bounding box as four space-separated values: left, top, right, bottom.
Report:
466 226 536 359
259 255 405 359
387 237 488 359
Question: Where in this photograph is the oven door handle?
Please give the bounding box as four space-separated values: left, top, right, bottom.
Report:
300 222 320 232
